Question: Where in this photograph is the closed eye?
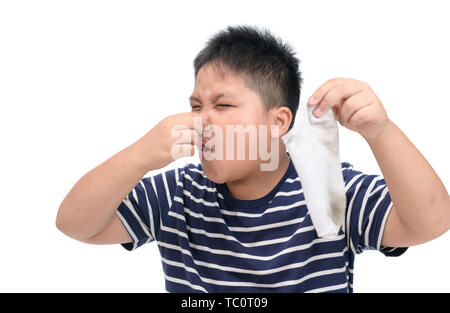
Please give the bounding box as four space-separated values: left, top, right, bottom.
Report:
190 104 233 110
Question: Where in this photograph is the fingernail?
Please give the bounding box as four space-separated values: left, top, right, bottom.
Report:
314 108 321 116
309 96 318 105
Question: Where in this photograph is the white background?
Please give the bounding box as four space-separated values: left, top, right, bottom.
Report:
0 0 449 292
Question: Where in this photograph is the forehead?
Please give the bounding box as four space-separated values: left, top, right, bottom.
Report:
193 64 244 96
191 63 265 109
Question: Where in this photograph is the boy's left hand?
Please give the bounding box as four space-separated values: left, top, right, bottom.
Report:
308 77 389 140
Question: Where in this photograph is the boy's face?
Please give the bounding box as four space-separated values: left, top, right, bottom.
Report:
189 63 283 184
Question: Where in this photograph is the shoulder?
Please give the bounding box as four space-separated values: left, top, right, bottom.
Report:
139 162 208 196
339 161 372 187
341 161 354 171
340 161 354 180
175 162 215 190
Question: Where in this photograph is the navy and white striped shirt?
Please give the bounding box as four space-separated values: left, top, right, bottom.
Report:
116 158 407 293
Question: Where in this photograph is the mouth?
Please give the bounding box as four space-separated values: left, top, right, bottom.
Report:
200 140 214 160
202 144 211 151
201 136 213 151
200 125 214 159
202 143 213 152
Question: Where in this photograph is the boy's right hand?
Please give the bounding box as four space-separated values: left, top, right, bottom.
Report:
133 112 203 171
56 111 203 244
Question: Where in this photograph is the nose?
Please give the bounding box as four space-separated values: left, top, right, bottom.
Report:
198 111 213 136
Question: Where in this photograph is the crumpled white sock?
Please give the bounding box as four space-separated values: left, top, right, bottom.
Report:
281 99 346 238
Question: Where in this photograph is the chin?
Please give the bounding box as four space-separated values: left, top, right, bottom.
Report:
200 160 230 184
201 159 258 184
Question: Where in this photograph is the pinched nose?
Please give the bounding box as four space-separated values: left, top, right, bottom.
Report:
192 115 214 138
203 124 213 137
201 125 214 147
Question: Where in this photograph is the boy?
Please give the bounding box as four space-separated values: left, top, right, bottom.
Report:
56 25 450 292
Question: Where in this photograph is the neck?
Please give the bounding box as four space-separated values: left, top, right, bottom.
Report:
226 150 291 201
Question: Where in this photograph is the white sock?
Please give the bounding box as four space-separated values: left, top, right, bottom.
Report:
281 99 346 238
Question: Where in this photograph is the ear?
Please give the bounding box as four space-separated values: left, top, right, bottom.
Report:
269 106 292 139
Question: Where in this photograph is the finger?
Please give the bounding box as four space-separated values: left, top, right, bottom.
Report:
308 77 343 106
172 143 196 159
313 83 363 117
311 82 363 118
331 106 340 122
174 113 204 137
188 112 205 138
172 129 201 145
308 78 362 106
341 93 373 126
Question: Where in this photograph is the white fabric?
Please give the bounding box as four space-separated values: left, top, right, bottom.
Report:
281 99 346 238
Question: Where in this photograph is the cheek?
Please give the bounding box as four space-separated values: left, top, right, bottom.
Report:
206 106 269 158
219 118 269 157
222 106 264 124
202 156 260 184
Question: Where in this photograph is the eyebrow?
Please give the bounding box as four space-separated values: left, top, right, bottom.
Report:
189 92 234 105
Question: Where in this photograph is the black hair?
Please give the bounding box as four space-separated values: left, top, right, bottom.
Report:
193 24 303 131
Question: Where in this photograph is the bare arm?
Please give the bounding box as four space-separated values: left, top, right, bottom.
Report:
56 142 150 242
55 112 201 244
365 119 450 246
308 77 450 247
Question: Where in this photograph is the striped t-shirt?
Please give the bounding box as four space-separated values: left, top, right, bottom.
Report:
116 158 408 293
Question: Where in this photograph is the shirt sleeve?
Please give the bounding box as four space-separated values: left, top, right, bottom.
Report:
115 166 181 251
341 162 408 257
